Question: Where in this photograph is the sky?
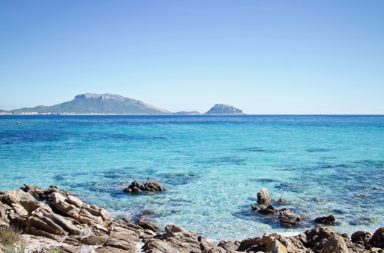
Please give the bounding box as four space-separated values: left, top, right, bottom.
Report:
0 0 383 114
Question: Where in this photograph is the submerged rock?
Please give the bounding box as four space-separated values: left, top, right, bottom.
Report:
123 180 166 193
314 215 336 225
276 197 287 205
257 205 276 216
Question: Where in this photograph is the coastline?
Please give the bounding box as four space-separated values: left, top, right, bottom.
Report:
0 185 383 253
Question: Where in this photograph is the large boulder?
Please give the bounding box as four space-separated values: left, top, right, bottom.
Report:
305 226 355 253
322 233 350 253
351 231 372 248
369 227 384 249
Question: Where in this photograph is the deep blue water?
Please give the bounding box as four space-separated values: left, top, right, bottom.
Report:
0 115 383 240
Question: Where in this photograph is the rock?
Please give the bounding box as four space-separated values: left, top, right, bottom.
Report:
252 191 301 229
277 208 302 228
305 226 355 253
257 205 276 216
369 227 384 249
351 231 372 247
267 239 288 253
238 237 262 251
0 189 42 216
81 235 108 245
322 233 350 253
95 246 129 253
257 188 272 206
276 198 287 205
123 180 166 193
143 225 224 253
217 240 240 251
314 215 336 225
139 219 159 232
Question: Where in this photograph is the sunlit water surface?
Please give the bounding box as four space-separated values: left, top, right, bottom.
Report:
0 115 383 240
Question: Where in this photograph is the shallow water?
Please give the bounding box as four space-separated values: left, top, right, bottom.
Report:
0 115 383 240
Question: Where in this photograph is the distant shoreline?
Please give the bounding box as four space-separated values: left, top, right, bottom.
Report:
1 114 384 116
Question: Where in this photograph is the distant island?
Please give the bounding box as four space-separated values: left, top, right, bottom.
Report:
0 93 245 115
204 104 244 115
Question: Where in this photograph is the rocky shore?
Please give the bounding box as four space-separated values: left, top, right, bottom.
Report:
0 185 383 253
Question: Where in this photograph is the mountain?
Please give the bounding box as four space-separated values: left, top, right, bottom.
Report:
204 104 245 115
9 93 170 115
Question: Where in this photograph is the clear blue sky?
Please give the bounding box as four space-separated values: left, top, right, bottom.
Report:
0 0 383 114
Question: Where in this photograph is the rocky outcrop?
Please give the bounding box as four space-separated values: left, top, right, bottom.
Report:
0 185 145 252
314 215 336 225
252 188 302 228
0 186 383 253
123 180 166 193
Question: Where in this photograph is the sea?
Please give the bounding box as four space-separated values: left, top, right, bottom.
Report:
0 115 383 240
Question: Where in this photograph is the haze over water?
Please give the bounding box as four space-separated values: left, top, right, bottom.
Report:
0 115 383 240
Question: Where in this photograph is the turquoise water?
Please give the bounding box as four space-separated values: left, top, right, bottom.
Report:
0 115 383 240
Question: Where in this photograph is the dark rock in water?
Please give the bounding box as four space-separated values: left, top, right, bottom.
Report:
257 205 276 216
123 180 166 193
351 230 372 247
315 215 336 225
369 227 384 248
257 188 272 206
276 197 287 205
278 208 302 228
252 189 302 228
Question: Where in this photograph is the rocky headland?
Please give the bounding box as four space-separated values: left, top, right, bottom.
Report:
0 185 383 253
